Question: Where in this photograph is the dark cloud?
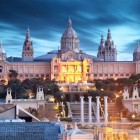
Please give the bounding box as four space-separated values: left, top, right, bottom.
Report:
0 0 139 60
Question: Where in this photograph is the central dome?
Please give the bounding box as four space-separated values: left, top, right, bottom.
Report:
61 18 79 53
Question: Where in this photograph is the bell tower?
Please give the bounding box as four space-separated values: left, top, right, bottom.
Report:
22 28 34 61
97 29 117 61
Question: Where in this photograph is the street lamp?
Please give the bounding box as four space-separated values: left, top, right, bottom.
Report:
132 114 135 130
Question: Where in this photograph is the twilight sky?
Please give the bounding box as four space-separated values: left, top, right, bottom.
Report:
0 0 140 60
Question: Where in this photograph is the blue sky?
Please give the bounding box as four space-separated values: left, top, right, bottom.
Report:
0 0 140 60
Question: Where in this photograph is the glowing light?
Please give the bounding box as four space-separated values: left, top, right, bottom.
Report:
116 94 119 98
132 114 135 120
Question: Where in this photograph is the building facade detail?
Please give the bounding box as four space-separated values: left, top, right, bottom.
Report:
0 19 139 82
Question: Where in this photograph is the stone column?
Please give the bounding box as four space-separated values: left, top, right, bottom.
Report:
96 96 100 123
104 96 108 123
69 86 71 92
88 96 92 123
80 96 84 123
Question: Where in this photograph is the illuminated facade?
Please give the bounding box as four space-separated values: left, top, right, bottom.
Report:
0 18 140 82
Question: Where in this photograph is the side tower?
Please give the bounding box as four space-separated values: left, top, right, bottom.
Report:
97 35 105 60
104 29 117 61
97 29 117 61
0 42 6 61
133 42 140 61
132 86 139 99
22 28 34 61
123 87 129 100
36 87 44 100
6 88 12 104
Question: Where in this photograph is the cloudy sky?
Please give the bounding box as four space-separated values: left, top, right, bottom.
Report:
0 0 140 60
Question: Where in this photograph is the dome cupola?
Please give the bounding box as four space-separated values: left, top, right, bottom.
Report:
61 18 79 53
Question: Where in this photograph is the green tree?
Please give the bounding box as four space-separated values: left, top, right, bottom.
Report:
9 70 18 81
8 79 26 99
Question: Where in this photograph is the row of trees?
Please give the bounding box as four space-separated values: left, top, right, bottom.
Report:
0 70 60 100
95 74 140 92
1 70 140 102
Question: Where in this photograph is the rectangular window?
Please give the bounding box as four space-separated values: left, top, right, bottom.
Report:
126 74 129 76
115 74 118 76
110 74 113 76
99 74 102 76
105 74 108 76
25 74 28 77
94 74 97 77
19 74 23 77
134 104 138 110
121 74 124 76
30 74 33 77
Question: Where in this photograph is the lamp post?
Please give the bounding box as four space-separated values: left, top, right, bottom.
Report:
132 114 135 130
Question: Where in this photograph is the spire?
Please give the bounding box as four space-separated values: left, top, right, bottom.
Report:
26 27 31 41
0 42 2 47
68 17 72 28
100 35 104 46
137 41 140 47
107 28 111 40
0 41 6 54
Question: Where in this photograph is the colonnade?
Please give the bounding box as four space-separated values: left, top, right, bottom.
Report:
80 96 108 123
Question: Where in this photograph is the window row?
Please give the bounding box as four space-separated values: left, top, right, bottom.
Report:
94 74 131 77
19 74 50 78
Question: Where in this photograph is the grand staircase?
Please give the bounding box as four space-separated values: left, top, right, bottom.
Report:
108 102 120 121
69 102 96 122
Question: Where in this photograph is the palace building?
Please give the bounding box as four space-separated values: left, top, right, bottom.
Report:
0 18 140 82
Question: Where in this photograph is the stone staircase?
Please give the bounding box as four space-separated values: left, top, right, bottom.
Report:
108 102 120 120
69 102 96 122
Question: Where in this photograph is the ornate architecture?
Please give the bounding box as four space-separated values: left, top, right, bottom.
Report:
97 29 117 61
22 28 34 62
0 18 139 82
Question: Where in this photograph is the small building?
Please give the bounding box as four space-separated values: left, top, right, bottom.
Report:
123 86 140 115
0 104 40 122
